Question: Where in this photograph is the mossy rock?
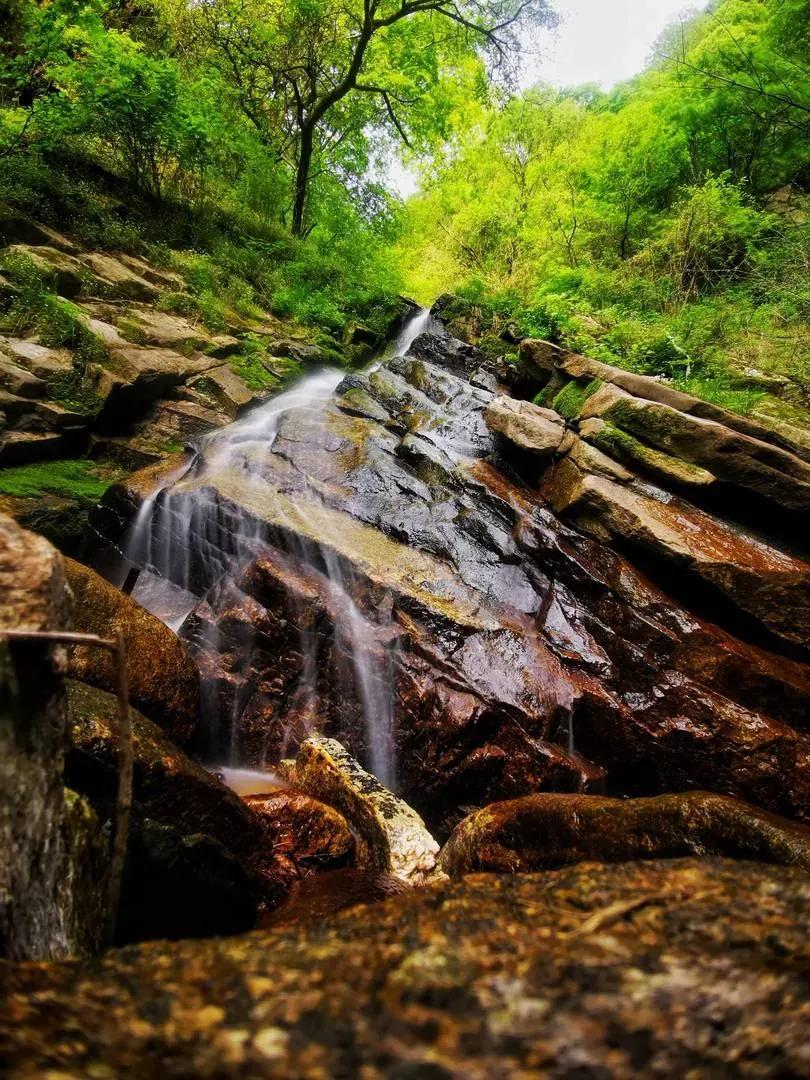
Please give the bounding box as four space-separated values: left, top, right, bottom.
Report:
583 419 716 488
551 378 603 421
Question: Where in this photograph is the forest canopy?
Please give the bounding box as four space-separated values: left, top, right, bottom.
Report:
0 0 808 417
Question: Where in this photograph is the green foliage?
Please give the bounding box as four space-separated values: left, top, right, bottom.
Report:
399 0 810 421
0 458 123 499
0 249 107 363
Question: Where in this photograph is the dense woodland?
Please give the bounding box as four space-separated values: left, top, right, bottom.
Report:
0 0 808 415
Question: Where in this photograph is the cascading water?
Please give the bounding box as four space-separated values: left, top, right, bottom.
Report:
113 308 432 789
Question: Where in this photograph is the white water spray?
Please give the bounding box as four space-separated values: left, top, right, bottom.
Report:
113 308 431 785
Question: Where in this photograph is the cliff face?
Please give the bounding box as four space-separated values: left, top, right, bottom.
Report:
92 321 810 838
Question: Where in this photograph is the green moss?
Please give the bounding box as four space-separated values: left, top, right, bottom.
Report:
0 459 125 500
604 398 679 450
230 353 278 391
116 317 148 345
552 378 603 420
589 422 713 485
533 386 556 408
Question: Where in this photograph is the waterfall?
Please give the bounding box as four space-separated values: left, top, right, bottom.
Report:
112 307 431 787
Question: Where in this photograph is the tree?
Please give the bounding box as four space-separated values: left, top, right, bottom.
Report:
181 0 555 234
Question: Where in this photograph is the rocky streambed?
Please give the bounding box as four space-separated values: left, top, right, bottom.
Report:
2 309 810 1075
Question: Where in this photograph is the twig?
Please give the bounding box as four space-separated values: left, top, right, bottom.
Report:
1 629 133 949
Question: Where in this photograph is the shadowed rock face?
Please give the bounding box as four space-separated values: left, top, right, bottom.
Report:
1 859 809 1078
65 558 200 744
92 326 810 835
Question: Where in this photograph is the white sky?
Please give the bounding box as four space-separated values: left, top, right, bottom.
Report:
389 0 707 197
523 0 706 90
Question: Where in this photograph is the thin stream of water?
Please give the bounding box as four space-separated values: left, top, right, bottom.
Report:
114 308 433 787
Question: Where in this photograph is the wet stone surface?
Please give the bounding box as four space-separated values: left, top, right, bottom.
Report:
92 325 810 834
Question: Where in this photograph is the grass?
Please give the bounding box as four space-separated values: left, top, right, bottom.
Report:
0 459 125 500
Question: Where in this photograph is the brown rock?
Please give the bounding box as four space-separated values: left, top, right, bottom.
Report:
3 244 85 297
64 557 199 743
583 382 810 515
0 338 73 379
1 859 809 1077
0 358 45 399
439 791 810 876
484 395 566 455
65 680 266 941
262 867 407 928
243 790 355 886
0 514 107 960
81 253 159 302
188 363 260 418
278 736 440 883
544 458 810 649
93 345 215 417
520 337 810 463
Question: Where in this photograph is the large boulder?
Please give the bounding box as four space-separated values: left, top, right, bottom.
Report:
64 558 199 744
439 791 810 876
543 457 810 650
64 680 267 940
95 328 810 836
2 859 809 1077
0 514 107 960
484 395 566 455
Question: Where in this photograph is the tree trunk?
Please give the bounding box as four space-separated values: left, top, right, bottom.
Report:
292 124 315 237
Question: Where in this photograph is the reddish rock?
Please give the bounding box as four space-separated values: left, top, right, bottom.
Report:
1 859 809 1077
439 791 810 876
243 790 355 888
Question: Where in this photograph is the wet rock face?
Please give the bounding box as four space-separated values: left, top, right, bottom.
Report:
243 790 355 887
64 557 199 744
439 791 810 877
2 859 809 1078
100 326 810 834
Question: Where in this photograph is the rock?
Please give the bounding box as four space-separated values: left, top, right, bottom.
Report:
99 327 810 835
81 253 159 302
0 339 73 379
520 337 810 464
243 790 355 887
584 388 810 517
0 357 46 399
0 493 94 558
114 306 217 351
262 867 407 928
0 428 84 466
64 681 267 941
278 736 441 884
3 244 86 298
64 557 199 743
0 206 79 253
91 399 226 468
0 514 107 960
543 458 810 650
93 345 215 420
484 395 566 455
113 253 185 292
440 791 810 876
188 364 263 418
1 859 809 1076
580 416 716 488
